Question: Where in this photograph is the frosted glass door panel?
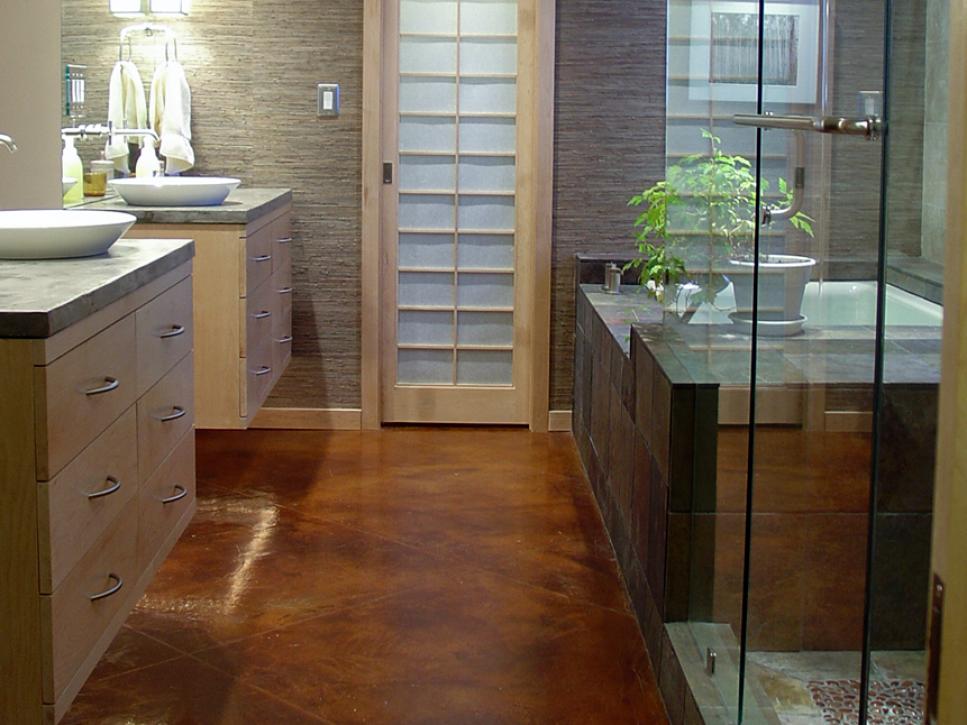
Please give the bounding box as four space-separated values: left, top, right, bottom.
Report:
458 196 515 229
399 194 455 229
400 38 457 73
401 117 457 152
460 78 516 114
460 0 517 34
457 272 514 307
399 349 453 385
457 350 513 386
399 310 455 345
400 156 457 191
461 39 517 74
400 77 456 113
400 0 457 34
400 233 455 268
457 233 514 268
458 311 514 346
399 272 455 307
459 118 517 153
459 157 516 192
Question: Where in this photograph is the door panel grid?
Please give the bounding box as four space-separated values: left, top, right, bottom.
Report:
395 0 518 388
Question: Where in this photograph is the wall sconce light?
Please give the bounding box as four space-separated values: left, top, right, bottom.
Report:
149 0 191 15
109 0 146 17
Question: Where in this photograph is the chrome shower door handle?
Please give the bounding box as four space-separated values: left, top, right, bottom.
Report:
733 113 883 140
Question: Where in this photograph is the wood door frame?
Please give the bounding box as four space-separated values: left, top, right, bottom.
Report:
360 0 555 431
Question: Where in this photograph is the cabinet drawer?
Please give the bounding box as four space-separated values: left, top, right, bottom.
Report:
243 224 274 298
241 339 274 420
241 278 275 359
136 276 194 396
271 215 292 277
38 408 138 594
139 431 195 571
272 274 293 382
41 496 139 704
138 353 194 482
36 315 138 480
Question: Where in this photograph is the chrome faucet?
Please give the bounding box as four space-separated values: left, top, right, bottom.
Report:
61 122 159 145
0 133 17 153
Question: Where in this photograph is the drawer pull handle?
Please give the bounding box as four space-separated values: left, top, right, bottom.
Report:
87 476 122 500
276 237 293 244
276 336 293 344
278 287 293 295
255 365 272 377
155 406 187 423
89 573 123 602
162 484 189 505
252 254 272 263
85 377 120 396
253 310 272 320
160 324 187 339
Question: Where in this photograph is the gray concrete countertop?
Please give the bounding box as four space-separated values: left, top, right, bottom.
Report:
0 238 194 338
77 187 292 225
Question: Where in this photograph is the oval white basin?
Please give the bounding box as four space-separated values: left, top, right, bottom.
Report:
62 177 78 195
109 177 241 207
0 210 136 259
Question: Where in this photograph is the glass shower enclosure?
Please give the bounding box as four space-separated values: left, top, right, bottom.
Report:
664 0 945 721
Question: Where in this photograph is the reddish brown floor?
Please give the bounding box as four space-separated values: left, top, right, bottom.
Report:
64 428 667 724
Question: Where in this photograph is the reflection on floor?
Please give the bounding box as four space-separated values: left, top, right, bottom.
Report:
750 650 925 724
63 428 668 724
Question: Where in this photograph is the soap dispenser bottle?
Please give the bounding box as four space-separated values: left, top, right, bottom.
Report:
62 136 84 204
135 142 161 178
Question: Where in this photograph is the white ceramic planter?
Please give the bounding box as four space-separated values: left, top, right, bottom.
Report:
727 254 817 322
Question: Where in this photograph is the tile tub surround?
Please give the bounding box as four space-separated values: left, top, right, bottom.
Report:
0 238 194 337
573 281 940 723
79 188 292 226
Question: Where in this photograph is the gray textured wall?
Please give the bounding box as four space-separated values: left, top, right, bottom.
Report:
62 0 669 414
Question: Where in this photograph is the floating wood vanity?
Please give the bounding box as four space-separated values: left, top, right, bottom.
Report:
0 239 196 723
89 188 294 429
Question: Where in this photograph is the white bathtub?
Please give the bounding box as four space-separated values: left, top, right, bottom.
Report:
685 281 943 327
801 281 943 327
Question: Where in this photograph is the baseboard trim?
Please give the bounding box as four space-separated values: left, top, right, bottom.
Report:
250 408 363 431
548 410 573 432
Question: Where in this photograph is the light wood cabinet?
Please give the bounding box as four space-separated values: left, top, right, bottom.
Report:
0 261 196 724
125 204 293 428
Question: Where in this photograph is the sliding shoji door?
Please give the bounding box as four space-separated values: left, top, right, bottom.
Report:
381 0 534 423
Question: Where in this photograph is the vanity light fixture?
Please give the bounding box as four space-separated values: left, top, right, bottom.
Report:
109 0 146 17
149 0 191 15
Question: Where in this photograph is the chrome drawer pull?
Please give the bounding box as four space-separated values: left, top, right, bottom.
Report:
159 324 186 339
155 405 187 423
161 484 188 505
278 287 293 295
87 476 122 500
252 254 272 263
253 310 272 320
255 365 272 377
85 377 119 396
89 573 123 602
276 336 293 344
276 237 293 244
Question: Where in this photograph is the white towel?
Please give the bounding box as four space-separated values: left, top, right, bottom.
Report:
106 61 147 172
149 60 194 173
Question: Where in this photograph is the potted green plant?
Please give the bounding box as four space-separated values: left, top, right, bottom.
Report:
627 130 816 328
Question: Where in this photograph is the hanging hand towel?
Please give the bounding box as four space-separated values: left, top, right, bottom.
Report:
106 60 147 172
149 60 194 173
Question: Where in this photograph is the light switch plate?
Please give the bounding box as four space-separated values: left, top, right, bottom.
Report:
317 83 340 118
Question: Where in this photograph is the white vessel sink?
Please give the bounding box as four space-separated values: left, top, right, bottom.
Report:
0 210 136 259
62 177 78 195
109 177 241 207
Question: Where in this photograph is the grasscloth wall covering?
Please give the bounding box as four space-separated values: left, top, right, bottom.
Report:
62 0 667 414
550 1 667 410
62 0 363 409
